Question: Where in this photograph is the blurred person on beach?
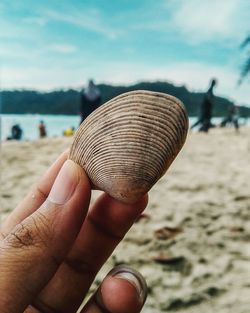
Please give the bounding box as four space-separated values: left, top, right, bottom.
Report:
63 126 75 136
7 124 23 140
220 104 240 132
0 152 148 312
80 79 102 124
38 120 47 138
191 78 217 132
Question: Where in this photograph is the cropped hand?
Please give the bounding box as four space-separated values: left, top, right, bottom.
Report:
0 151 148 313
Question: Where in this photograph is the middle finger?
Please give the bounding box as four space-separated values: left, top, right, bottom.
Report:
34 193 148 313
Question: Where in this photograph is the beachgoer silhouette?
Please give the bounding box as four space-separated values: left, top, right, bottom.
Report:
220 104 240 131
80 79 101 124
8 124 23 140
38 120 47 138
191 78 217 132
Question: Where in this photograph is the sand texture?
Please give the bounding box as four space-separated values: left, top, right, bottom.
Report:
1 128 250 313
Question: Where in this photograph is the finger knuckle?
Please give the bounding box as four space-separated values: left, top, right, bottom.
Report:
6 212 52 249
32 183 48 203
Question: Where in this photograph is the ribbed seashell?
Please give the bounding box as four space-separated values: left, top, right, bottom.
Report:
69 90 188 203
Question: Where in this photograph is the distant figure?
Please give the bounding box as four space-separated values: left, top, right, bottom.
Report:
63 126 75 137
38 120 47 138
191 78 217 132
80 79 101 124
7 124 23 140
220 104 240 131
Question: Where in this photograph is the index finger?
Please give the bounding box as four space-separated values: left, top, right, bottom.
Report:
0 160 91 313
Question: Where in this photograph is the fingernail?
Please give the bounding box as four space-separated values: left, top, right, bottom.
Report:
109 265 148 304
48 160 79 204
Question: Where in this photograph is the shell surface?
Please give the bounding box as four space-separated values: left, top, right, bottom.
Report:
69 90 188 203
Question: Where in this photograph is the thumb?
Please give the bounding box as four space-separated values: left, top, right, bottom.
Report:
82 265 147 313
0 160 91 313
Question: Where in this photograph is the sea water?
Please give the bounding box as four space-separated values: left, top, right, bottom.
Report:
0 114 80 141
0 114 248 141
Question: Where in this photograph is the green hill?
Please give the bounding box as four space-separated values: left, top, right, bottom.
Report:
1 81 250 117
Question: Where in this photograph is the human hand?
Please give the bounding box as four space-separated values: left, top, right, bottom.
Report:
0 151 148 313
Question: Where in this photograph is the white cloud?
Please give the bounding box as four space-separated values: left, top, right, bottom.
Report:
45 9 120 40
0 18 38 39
0 41 45 63
0 5 119 41
1 66 75 90
0 46 17 57
166 0 249 44
47 44 77 54
0 43 39 60
23 16 48 26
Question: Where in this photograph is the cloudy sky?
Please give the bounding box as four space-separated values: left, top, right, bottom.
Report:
1 0 249 105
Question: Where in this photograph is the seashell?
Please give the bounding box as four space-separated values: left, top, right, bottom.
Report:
69 90 188 203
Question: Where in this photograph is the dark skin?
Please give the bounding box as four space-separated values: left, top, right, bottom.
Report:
0 151 148 313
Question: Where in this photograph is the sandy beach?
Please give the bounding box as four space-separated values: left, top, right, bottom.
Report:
1 127 250 313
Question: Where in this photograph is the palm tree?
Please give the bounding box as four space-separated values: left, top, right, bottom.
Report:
239 35 250 84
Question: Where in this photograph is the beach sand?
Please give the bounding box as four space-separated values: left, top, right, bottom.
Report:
1 128 250 313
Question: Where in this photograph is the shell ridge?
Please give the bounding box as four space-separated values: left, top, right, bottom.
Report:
69 90 188 203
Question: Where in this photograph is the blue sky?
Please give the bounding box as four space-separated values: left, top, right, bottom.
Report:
1 0 249 105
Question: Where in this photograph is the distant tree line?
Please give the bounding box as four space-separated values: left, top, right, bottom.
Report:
1 81 250 117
